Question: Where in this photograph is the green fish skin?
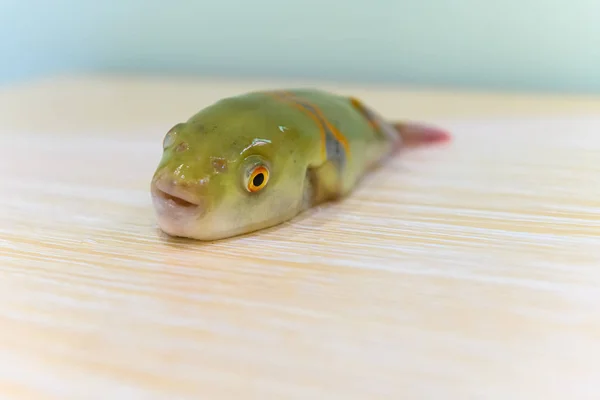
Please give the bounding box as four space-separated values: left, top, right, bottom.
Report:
150 89 451 241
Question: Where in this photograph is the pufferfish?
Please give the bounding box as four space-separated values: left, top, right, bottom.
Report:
150 89 451 241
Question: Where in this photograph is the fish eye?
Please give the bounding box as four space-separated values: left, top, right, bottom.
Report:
163 132 175 149
163 123 184 149
245 165 269 193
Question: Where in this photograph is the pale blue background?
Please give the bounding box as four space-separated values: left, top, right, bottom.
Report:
1 0 599 93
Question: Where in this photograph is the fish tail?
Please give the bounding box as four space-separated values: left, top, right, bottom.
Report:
391 121 451 148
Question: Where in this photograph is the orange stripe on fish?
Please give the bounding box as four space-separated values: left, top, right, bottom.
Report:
348 96 399 144
349 96 379 131
283 91 351 159
272 91 351 163
269 91 328 161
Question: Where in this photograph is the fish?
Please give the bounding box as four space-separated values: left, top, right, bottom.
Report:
150 88 451 241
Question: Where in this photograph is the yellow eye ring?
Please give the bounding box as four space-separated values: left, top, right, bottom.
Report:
246 165 269 192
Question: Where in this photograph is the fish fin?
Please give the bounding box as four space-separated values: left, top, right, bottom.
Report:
302 160 343 209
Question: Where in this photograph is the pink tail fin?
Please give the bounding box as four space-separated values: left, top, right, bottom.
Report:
392 122 451 147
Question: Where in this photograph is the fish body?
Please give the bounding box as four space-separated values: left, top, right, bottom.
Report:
150 89 450 241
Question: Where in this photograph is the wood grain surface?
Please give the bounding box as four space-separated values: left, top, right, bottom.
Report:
1 76 600 399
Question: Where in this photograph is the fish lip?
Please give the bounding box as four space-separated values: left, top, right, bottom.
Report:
151 178 202 209
150 186 207 233
151 188 206 229
153 186 198 208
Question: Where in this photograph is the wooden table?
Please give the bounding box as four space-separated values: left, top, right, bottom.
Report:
1 76 599 399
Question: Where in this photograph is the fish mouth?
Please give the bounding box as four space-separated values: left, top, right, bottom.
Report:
149 172 214 240
153 187 198 208
150 179 204 213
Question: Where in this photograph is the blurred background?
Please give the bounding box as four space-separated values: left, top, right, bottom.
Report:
1 0 598 93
